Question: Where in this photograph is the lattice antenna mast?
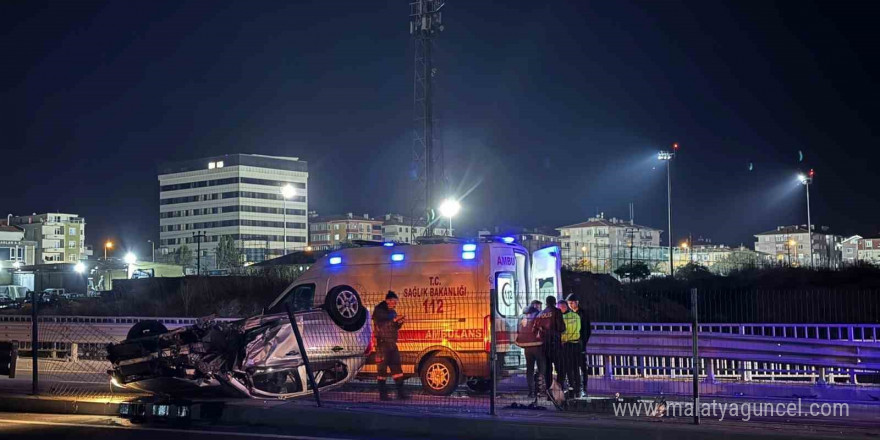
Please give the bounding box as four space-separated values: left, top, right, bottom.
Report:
410 0 445 236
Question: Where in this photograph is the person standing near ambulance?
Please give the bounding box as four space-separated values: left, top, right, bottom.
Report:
373 291 409 400
566 293 591 397
515 300 546 399
536 296 566 390
558 300 582 398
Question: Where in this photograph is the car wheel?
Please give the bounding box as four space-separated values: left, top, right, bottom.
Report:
126 320 168 340
324 286 367 332
420 356 458 396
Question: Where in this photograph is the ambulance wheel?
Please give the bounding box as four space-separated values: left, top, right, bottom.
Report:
126 320 168 340
325 286 367 332
420 356 458 396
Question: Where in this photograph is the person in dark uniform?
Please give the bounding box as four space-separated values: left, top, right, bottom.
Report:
515 300 546 399
373 291 409 400
536 295 566 390
566 293 592 398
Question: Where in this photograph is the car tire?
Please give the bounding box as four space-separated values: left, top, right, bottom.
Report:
126 320 168 340
420 356 458 396
324 286 367 332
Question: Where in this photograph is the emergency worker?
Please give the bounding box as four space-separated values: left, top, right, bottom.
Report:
515 300 546 399
566 293 591 397
535 296 565 390
558 300 582 398
373 291 409 400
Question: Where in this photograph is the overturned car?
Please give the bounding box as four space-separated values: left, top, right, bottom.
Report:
107 285 370 399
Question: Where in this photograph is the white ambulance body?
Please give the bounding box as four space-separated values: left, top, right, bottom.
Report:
268 239 562 395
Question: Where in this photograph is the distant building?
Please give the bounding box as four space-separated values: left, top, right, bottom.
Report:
157 154 308 266
309 213 383 250
8 213 89 264
838 235 862 265
557 213 663 273
858 238 880 265
753 225 842 268
0 225 37 285
381 214 449 244
478 226 559 253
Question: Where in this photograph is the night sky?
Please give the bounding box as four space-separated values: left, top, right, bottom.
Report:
4 1 879 257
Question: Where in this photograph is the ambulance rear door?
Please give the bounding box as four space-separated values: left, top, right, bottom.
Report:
531 246 562 298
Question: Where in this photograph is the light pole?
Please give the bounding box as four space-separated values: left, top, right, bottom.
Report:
798 170 815 268
147 240 155 262
281 184 296 254
438 198 461 237
658 143 678 276
788 239 796 266
104 241 113 260
193 231 206 274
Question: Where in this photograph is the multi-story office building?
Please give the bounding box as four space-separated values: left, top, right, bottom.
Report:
309 213 384 250
158 154 308 266
753 225 842 267
8 213 88 264
381 213 449 244
557 213 662 273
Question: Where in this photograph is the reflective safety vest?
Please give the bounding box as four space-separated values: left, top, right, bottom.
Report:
561 310 581 344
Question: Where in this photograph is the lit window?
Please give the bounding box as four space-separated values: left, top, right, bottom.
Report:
208 162 216 169
216 161 224 168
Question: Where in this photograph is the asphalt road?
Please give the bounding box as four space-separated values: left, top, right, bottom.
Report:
0 413 440 440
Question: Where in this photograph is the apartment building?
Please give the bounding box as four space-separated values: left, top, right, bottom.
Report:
158 154 308 265
858 238 880 265
309 213 383 250
557 213 662 272
8 213 89 264
753 225 842 267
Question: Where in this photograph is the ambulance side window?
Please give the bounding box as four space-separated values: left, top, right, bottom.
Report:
267 284 315 314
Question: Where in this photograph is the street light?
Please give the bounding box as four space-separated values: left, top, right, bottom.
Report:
123 252 137 265
438 198 461 237
280 184 297 254
799 170 815 268
147 240 155 262
104 241 113 260
74 262 86 274
788 239 797 266
658 143 678 275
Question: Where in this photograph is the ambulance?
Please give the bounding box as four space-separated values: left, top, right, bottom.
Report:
266 237 562 395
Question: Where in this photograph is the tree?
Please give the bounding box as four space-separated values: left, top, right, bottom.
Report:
174 244 194 268
216 235 243 270
614 261 651 281
675 262 714 281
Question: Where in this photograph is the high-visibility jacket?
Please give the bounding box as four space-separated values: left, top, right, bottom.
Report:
561 310 581 344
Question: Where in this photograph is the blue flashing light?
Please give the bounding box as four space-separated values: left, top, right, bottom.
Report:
329 256 342 265
462 251 476 260
462 243 477 252
391 253 405 262
383 242 395 247
501 236 515 244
